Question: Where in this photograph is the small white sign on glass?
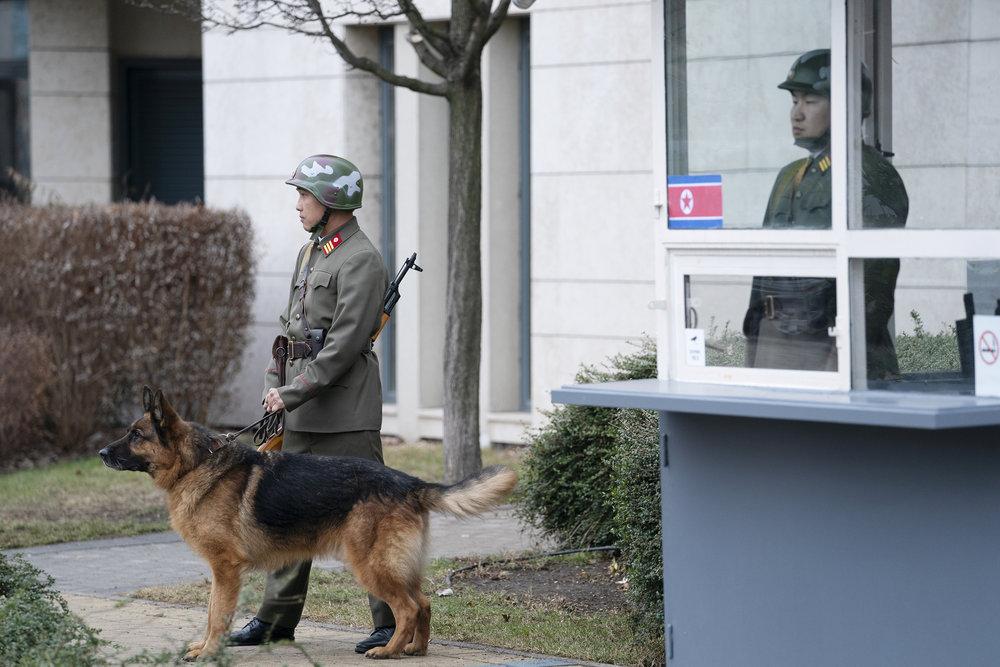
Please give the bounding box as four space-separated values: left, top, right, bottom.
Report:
685 328 706 366
973 315 1000 397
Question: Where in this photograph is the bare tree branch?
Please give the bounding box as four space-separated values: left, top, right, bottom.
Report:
405 30 451 79
452 0 511 82
396 0 454 58
464 0 490 19
306 0 449 96
483 0 513 43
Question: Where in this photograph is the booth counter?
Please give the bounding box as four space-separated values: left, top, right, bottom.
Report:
553 381 1000 665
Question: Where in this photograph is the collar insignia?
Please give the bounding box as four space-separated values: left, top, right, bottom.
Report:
318 233 343 256
818 155 831 173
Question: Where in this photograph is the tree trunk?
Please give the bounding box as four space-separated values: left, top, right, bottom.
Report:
442 73 484 484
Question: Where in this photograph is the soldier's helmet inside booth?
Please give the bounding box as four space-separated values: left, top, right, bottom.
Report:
778 48 873 118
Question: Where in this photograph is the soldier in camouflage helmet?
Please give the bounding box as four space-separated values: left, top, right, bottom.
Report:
230 155 396 652
743 49 909 379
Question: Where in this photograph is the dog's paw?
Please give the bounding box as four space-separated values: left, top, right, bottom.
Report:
187 640 205 652
183 647 201 661
365 646 401 659
403 642 427 656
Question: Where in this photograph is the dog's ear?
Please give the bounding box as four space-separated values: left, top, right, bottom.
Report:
151 389 180 434
142 385 154 413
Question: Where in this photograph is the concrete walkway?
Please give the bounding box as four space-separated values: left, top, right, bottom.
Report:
7 508 613 666
9 507 545 596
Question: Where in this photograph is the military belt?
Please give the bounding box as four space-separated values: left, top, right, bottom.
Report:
287 340 321 360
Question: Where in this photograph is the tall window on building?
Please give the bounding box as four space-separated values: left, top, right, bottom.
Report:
0 0 29 198
378 26 397 402
518 18 531 411
118 60 203 204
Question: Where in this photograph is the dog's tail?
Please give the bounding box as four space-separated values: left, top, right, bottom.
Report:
418 465 518 518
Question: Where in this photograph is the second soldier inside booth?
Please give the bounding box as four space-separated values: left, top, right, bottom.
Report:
743 48 909 379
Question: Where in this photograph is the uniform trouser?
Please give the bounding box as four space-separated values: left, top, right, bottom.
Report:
256 429 396 630
749 318 838 371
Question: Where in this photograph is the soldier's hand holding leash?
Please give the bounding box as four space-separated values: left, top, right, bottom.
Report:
263 388 285 413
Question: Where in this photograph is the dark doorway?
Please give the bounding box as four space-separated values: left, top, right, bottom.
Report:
119 60 203 204
0 0 29 199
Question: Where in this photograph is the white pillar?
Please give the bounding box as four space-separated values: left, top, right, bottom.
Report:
392 25 448 442
28 0 112 204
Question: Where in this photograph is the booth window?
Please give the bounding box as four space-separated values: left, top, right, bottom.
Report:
665 0 832 230
686 274 838 372
851 1 1000 393
660 0 1000 395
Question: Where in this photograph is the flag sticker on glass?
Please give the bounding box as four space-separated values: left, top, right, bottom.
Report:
667 174 723 229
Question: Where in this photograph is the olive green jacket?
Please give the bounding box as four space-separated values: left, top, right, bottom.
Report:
746 144 909 378
265 217 388 432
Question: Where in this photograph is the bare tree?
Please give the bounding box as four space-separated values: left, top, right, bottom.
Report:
144 0 515 482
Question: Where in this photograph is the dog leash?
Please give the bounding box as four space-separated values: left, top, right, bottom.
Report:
222 411 283 448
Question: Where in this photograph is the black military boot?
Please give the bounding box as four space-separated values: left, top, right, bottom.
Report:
354 625 395 653
228 617 295 646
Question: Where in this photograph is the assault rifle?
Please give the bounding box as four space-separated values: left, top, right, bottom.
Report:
257 252 422 453
373 252 423 342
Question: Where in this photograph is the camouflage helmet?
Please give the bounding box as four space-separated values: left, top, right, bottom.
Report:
778 48 873 117
285 154 363 210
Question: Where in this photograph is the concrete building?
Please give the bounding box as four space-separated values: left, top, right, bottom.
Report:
4 0 996 441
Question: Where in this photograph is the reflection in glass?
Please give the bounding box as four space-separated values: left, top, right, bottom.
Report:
746 47 906 379
869 259 1000 393
685 274 838 372
666 0 832 229
882 2 1000 230
764 49 908 231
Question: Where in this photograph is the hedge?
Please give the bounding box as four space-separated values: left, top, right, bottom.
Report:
611 407 663 664
516 338 664 663
516 338 657 548
0 201 255 463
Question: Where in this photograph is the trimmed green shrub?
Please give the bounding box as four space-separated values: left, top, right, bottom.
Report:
895 311 960 373
516 338 657 548
0 201 255 463
0 553 103 666
611 408 664 665
517 338 664 662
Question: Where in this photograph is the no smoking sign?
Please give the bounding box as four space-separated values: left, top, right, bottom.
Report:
980 330 999 365
973 315 1000 396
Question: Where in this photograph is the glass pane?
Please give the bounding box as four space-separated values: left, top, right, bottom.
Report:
0 1 29 61
866 258 1000 393
666 0 831 230
686 274 838 371
852 0 1000 230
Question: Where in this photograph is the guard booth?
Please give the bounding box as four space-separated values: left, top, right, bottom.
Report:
553 1 1000 665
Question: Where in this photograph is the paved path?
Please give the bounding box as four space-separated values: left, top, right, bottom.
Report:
68 594 607 666
7 508 615 666
10 506 545 596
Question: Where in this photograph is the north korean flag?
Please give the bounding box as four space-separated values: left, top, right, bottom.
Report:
667 174 723 229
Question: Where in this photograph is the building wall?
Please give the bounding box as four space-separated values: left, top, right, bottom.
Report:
28 0 113 204
528 0 656 415
26 0 200 205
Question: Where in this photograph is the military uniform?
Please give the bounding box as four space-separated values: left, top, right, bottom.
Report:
744 145 908 375
255 157 393 633
743 50 908 378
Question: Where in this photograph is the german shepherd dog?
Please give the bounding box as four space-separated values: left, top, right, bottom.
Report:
99 387 518 661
